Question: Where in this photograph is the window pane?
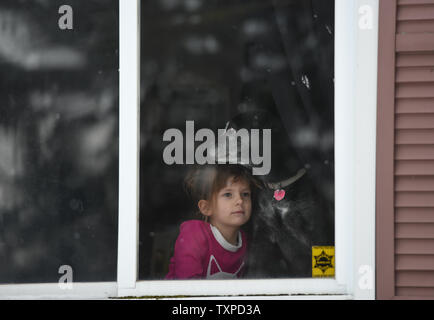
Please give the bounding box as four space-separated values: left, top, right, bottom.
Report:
0 0 119 283
140 0 334 280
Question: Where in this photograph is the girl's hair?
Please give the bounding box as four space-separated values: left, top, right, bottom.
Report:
183 164 261 217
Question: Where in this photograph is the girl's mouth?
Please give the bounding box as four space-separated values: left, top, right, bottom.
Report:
232 210 244 215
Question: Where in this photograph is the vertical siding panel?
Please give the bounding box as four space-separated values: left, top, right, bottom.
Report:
377 0 398 300
378 0 434 300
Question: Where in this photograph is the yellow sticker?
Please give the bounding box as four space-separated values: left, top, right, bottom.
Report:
312 246 335 278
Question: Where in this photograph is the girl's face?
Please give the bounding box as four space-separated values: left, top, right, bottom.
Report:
203 176 252 230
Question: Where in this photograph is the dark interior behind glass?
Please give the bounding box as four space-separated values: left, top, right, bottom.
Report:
0 0 119 283
139 0 334 279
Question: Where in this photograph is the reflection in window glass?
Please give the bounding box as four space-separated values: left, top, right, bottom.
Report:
140 0 334 280
0 0 118 283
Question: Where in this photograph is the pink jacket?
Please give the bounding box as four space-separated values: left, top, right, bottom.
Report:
165 220 247 279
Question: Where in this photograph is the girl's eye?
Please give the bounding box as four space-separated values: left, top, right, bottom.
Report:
223 192 232 197
242 192 251 198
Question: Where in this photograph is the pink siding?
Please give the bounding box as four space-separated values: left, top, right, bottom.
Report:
377 0 434 300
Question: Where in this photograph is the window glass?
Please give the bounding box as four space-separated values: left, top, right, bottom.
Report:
139 0 334 280
0 0 119 283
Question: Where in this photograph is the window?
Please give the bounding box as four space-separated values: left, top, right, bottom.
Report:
138 0 335 281
0 0 378 299
0 0 119 285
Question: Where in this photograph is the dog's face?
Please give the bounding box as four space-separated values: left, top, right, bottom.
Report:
224 109 333 279
245 178 315 278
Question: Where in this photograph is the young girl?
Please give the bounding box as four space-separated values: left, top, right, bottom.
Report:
165 164 258 280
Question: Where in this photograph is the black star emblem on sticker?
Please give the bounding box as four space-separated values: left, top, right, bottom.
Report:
313 250 334 273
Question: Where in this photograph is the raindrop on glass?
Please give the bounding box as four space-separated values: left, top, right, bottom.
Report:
301 75 310 89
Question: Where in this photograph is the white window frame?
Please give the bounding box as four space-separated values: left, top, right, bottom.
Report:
0 0 377 300
116 0 378 299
